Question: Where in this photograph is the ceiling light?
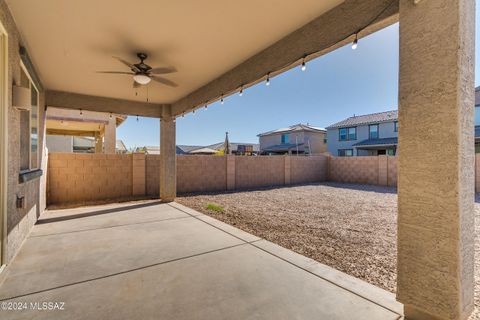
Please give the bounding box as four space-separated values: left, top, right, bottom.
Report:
133 74 151 85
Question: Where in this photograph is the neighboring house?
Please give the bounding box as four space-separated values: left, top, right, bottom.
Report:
475 87 480 153
326 110 398 157
258 124 327 155
45 107 127 154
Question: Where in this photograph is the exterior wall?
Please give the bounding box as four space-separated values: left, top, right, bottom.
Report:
46 135 73 153
235 156 285 189
326 121 398 156
177 155 226 193
303 131 327 154
259 131 305 151
48 154 329 205
260 130 327 154
48 153 132 205
1 2 47 263
328 155 397 186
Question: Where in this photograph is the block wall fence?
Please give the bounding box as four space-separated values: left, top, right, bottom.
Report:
47 153 480 206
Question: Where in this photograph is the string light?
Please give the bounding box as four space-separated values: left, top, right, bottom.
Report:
220 95 224 104
109 112 112 119
352 34 358 50
239 86 243 97
205 103 208 109
136 115 139 122
192 109 195 114
301 58 306 71
79 109 83 115
266 73 270 86
182 112 185 117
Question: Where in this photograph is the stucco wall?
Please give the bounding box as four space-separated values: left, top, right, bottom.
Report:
259 130 327 154
1 1 47 263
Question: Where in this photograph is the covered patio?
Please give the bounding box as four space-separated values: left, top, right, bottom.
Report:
0 201 401 319
0 0 476 319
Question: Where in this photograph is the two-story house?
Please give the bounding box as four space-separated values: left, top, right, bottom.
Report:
258 124 327 155
326 110 398 156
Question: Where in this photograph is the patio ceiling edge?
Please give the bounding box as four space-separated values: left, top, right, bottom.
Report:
170 0 399 117
45 90 168 118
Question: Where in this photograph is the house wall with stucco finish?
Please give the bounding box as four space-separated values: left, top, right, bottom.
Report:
0 1 47 263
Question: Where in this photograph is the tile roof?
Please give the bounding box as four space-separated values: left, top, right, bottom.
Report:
257 123 326 137
353 137 398 147
326 110 398 129
206 142 260 152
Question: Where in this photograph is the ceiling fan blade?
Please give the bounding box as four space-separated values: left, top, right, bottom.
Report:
151 75 178 87
96 71 134 75
149 66 177 74
112 56 139 72
133 81 140 88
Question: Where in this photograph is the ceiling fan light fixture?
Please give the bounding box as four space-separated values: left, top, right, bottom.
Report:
133 74 151 85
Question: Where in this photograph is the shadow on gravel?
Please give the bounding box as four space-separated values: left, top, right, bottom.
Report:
177 181 398 197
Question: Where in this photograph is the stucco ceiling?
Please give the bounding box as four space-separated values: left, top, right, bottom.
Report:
6 0 344 104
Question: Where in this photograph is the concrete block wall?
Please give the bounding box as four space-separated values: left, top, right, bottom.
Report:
48 153 330 206
328 155 398 187
48 153 133 206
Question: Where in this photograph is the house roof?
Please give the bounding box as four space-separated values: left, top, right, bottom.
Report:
352 137 398 147
116 140 127 152
262 143 305 152
189 147 218 154
257 124 326 137
206 142 260 152
326 110 398 129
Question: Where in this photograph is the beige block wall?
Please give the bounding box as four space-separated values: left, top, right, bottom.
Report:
177 155 227 193
290 156 328 184
146 154 161 196
48 153 133 206
328 156 380 185
235 156 285 189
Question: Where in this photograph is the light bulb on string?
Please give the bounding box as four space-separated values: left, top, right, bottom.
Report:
352 34 358 50
239 87 243 97
301 58 306 71
80 109 83 115
266 73 270 86
220 96 224 104
136 115 139 122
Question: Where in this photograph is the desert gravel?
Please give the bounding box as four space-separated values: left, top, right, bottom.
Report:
176 182 480 318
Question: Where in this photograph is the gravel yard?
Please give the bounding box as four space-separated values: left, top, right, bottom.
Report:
176 182 480 318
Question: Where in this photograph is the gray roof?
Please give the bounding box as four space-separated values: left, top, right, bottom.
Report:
263 142 305 152
205 142 260 152
326 110 398 129
258 123 326 137
353 137 398 147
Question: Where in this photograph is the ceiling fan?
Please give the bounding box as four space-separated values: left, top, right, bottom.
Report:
97 53 178 88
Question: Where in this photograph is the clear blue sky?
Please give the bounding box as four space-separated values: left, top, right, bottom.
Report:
118 6 480 149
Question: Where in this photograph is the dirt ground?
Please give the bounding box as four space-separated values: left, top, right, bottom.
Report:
176 182 479 318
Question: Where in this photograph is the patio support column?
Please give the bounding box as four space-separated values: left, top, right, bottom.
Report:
95 132 103 153
397 1 475 320
104 117 116 154
160 112 176 202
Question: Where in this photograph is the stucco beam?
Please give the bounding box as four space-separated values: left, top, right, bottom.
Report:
45 90 168 118
171 0 399 116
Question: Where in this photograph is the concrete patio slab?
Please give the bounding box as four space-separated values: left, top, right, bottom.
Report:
0 201 403 320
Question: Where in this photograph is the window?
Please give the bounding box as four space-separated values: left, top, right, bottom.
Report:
281 133 289 144
348 127 356 140
394 121 398 132
339 128 347 141
338 149 353 157
369 124 379 139
323 138 327 144
339 127 356 141
19 64 39 171
387 148 396 156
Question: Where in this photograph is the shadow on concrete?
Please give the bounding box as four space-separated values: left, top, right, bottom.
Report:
37 200 164 225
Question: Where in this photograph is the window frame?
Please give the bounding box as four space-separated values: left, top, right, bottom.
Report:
281 133 289 144
339 127 356 141
338 149 354 157
369 124 379 139
20 62 40 171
